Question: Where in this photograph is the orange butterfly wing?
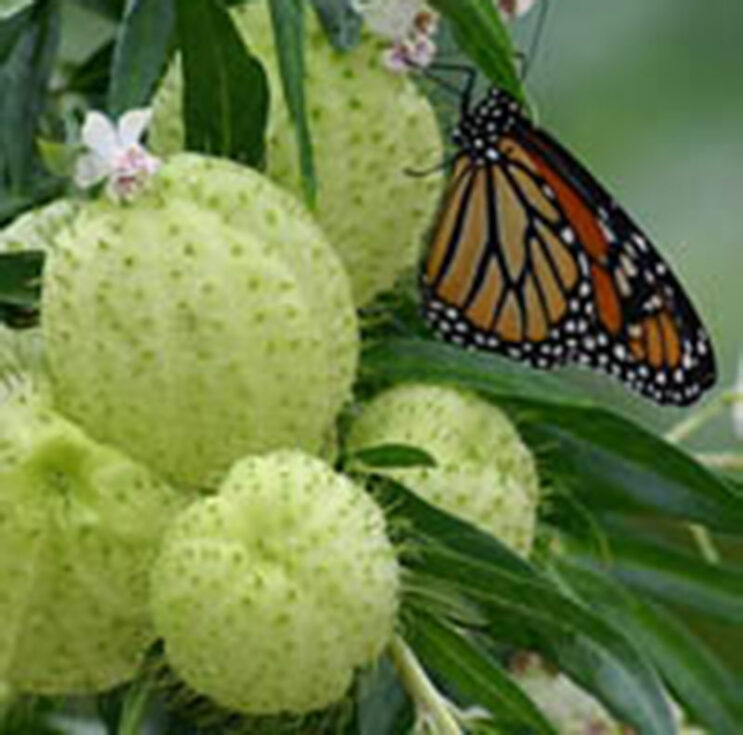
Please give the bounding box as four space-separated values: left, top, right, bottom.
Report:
422 89 716 405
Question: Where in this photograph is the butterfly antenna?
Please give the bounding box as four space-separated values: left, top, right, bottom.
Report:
404 151 458 178
520 0 550 81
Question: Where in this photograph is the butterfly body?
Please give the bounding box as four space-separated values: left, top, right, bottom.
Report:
422 86 716 405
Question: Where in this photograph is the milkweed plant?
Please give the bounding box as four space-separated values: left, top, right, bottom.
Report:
0 1 740 734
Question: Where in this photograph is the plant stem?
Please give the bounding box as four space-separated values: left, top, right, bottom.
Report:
694 451 743 471
687 523 721 565
390 635 463 735
664 392 735 444
118 677 153 735
663 395 739 565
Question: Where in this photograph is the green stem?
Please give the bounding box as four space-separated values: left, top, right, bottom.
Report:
663 391 736 444
117 677 153 735
390 636 463 735
662 394 741 565
694 451 743 471
687 523 721 565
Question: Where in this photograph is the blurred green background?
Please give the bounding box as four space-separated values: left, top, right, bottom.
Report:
517 0 742 443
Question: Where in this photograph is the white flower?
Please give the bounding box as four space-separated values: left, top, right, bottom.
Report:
75 109 161 203
383 31 437 73
352 0 427 40
498 0 539 20
352 0 439 72
733 353 743 440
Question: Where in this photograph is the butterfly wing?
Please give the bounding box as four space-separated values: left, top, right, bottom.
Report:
422 148 597 369
518 125 716 405
422 116 716 405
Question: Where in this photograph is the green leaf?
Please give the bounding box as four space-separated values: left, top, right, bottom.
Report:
428 0 524 103
267 0 316 206
64 39 114 99
349 443 437 470
310 0 361 51
0 6 31 64
0 250 44 328
72 0 124 21
361 338 583 406
563 531 743 626
380 480 675 735
553 556 743 734
372 476 532 577
410 550 674 735
357 656 414 735
0 695 63 735
521 406 743 534
108 0 175 116
0 0 61 190
36 138 78 178
405 613 559 735
175 0 269 167
0 176 62 227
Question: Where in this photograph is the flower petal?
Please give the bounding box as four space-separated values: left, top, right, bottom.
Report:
354 0 426 40
117 108 153 148
81 111 119 158
74 152 111 189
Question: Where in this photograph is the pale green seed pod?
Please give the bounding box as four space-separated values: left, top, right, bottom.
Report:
0 199 78 254
151 450 400 715
346 384 540 556
150 1 443 306
42 154 358 488
0 383 183 694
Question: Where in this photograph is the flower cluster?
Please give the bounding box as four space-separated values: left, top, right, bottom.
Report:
352 0 540 72
352 0 439 71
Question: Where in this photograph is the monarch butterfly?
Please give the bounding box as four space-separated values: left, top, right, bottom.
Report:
421 84 717 406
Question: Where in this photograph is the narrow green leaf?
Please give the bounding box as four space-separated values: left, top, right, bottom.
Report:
267 0 316 206
372 475 533 577
406 612 559 735
410 549 675 735
72 0 124 21
521 406 743 534
0 0 61 190
554 556 743 733
0 6 31 64
381 480 675 735
357 656 414 735
310 0 361 51
564 532 743 626
36 138 78 178
428 0 523 103
0 175 62 226
108 0 175 116
0 250 44 328
65 39 114 99
176 0 269 167
361 338 584 406
350 443 437 470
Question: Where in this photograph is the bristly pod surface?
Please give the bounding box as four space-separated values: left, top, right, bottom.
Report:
0 382 183 694
150 450 400 715
42 153 358 488
347 383 540 555
0 199 78 255
150 0 443 307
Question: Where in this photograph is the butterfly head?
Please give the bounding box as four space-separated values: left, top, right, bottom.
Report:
452 87 525 164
